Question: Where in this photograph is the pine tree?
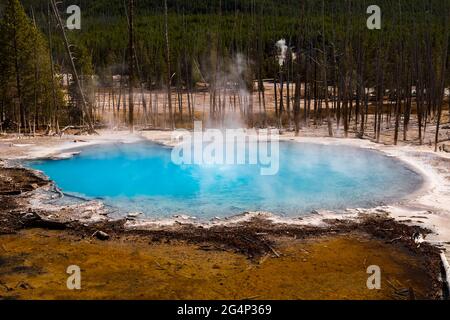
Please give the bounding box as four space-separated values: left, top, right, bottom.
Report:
0 0 63 132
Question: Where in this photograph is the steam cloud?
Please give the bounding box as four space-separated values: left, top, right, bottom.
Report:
276 39 288 66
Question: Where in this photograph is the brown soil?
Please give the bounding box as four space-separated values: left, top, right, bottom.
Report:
0 167 48 195
0 229 439 300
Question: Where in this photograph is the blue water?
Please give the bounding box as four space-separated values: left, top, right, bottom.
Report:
27 141 423 220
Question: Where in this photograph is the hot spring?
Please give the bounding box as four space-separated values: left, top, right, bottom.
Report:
27 141 423 220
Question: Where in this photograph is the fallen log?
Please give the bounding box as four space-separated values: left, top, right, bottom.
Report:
20 212 67 230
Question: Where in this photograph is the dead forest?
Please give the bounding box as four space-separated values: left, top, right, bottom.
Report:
0 0 449 149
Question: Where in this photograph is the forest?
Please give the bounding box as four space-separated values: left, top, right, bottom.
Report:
0 0 449 149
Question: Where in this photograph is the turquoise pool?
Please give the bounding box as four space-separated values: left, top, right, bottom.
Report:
27 141 423 220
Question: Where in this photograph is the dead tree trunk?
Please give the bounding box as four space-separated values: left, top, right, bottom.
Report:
164 0 174 129
321 0 333 137
435 26 449 151
50 0 94 133
127 0 135 132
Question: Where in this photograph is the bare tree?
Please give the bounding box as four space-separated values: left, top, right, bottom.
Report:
127 0 135 132
50 0 94 133
164 0 174 129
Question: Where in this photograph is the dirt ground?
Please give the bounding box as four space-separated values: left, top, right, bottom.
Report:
0 229 438 300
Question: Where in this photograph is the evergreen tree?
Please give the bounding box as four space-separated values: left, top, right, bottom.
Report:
0 0 63 132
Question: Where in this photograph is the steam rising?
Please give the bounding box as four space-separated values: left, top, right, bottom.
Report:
204 53 251 129
276 39 288 66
